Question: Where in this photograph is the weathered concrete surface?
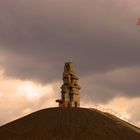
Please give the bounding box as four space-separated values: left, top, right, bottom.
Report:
56 62 80 107
0 107 140 140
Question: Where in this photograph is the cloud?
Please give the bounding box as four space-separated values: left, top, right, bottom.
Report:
0 0 140 83
0 70 60 125
80 66 140 103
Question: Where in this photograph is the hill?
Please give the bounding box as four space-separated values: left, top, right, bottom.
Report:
0 107 140 140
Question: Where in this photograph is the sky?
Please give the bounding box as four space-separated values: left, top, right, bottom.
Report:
0 0 140 127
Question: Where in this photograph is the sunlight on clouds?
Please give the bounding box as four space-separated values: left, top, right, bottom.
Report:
0 92 3 97
0 68 4 78
22 108 33 116
16 81 53 100
0 68 60 125
104 97 132 120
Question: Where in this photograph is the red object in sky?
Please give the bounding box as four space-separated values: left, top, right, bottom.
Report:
137 18 140 26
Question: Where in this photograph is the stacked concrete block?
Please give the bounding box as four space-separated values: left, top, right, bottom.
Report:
56 62 80 107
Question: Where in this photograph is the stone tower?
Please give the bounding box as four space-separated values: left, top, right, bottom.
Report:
56 62 80 107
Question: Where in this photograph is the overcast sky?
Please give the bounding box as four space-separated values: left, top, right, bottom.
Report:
0 0 140 127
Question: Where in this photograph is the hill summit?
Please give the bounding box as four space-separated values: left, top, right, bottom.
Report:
0 107 140 140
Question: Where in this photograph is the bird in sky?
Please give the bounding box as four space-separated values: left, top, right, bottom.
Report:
137 18 140 26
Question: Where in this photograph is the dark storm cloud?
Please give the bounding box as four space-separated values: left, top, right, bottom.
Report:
0 0 140 100
80 67 140 103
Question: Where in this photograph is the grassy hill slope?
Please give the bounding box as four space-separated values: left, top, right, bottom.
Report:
0 107 140 140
